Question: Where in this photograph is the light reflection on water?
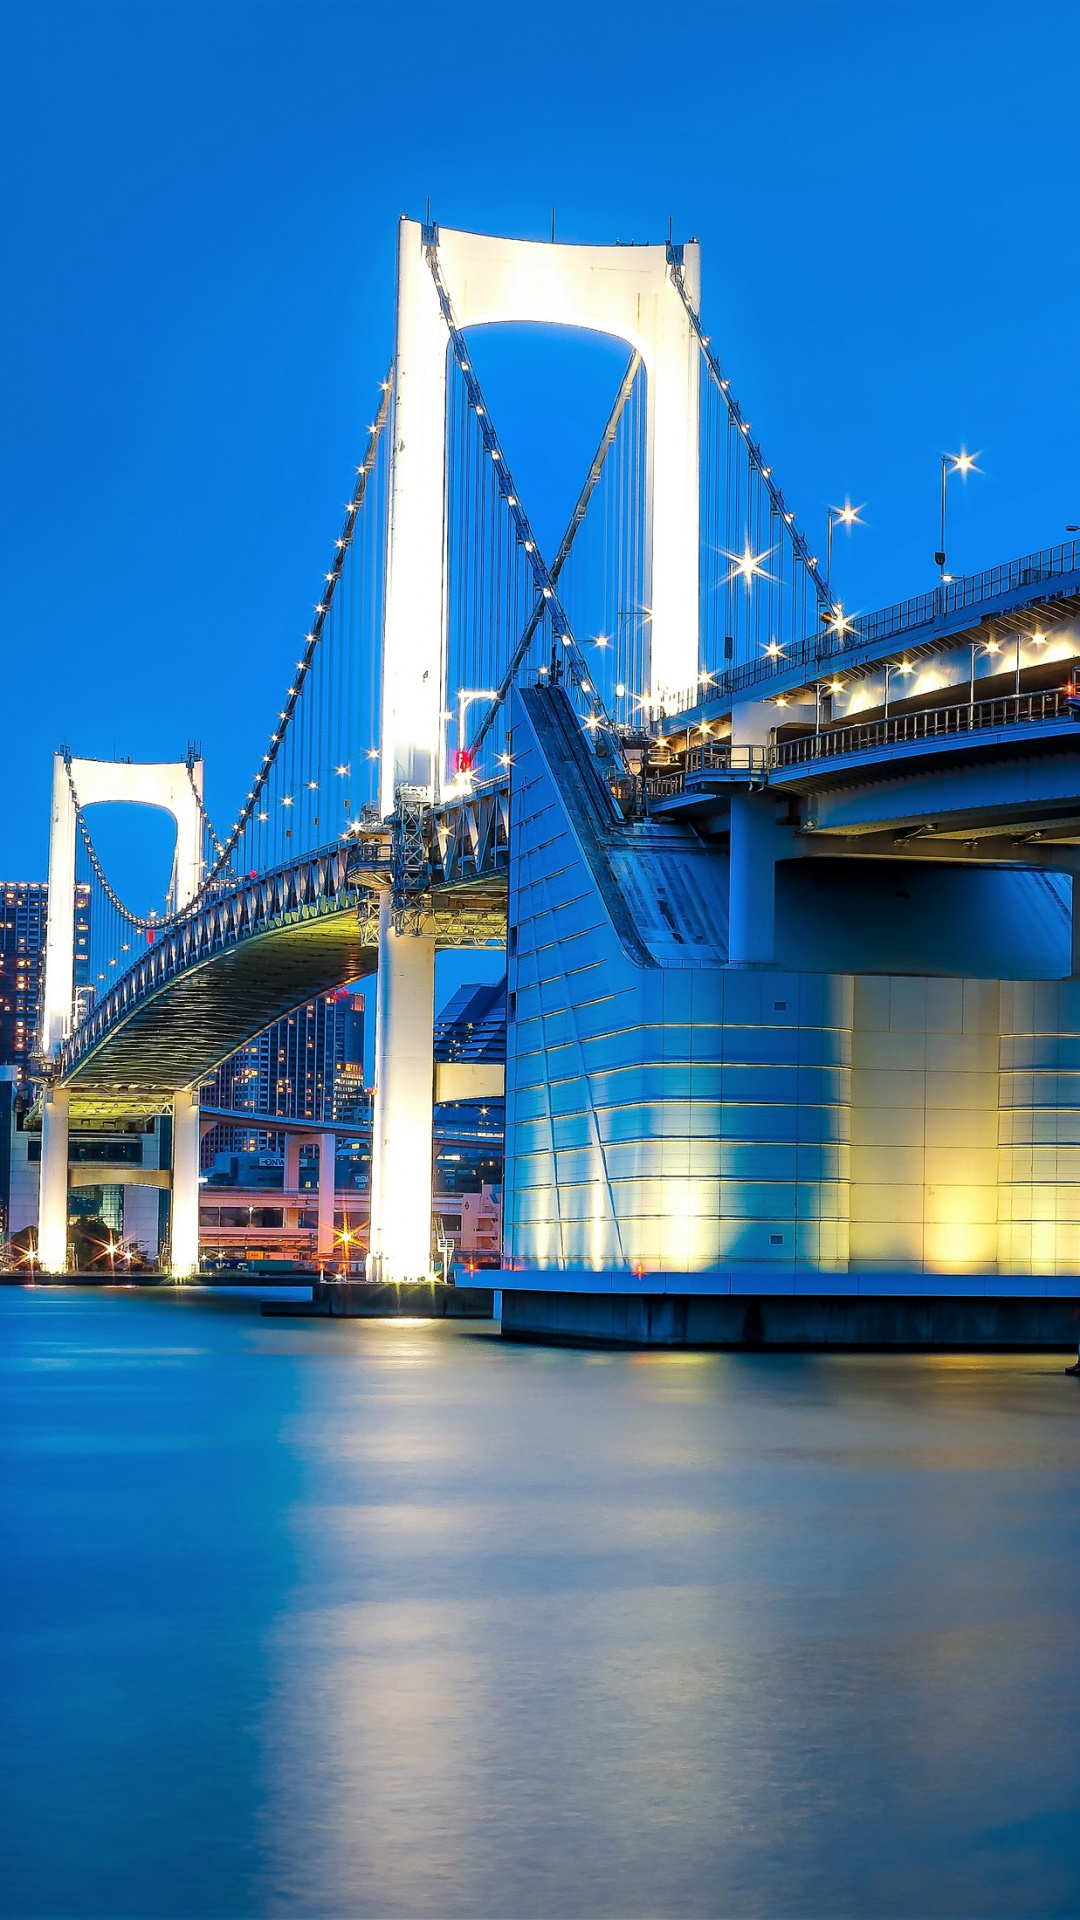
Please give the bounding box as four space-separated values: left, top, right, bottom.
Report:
1 1287 1078 1919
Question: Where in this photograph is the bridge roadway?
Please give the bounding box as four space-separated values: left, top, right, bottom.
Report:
39 558 1080 1283
649 574 1080 876
50 558 1080 1112
53 797 509 1113
52 572 1080 1112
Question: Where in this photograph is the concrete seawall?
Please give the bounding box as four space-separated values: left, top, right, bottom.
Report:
500 1288 1080 1349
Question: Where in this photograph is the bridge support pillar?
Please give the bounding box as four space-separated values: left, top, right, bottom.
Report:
170 1091 201 1278
368 895 436 1280
38 1086 70 1273
728 791 778 966
318 1133 336 1264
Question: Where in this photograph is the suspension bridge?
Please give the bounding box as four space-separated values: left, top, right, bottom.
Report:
31 218 1080 1338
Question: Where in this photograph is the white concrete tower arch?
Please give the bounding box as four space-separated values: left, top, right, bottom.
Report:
379 218 701 814
38 753 205 1275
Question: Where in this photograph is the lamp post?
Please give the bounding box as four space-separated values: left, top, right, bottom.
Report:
826 501 863 592
936 449 979 583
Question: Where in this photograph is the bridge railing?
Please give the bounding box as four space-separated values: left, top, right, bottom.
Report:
614 689 1074 806
56 842 377 1079
774 687 1072 769
661 538 1080 719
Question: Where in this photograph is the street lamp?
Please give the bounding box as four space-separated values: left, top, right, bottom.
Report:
826 500 864 589
936 449 980 582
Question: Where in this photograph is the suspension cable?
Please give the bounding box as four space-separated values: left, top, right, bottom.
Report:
469 349 643 763
64 756 161 929
423 225 618 740
201 370 393 886
665 242 829 610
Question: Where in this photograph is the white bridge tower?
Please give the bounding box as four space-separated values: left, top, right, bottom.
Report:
38 754 205 1276
369 220 702 1281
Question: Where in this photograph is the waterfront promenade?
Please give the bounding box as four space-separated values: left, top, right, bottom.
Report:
2 1283 1078 1918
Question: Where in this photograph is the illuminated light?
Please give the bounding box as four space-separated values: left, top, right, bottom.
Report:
475 405 485 416
1033 630 1047 643
585 716 599 731
828 680 844 695
897 658 915 674
258 811 269 822
764 640 784 659
538 665 549 677
524 540 535 552
581 681 591 693
336 764 349 775
325 572 335 583
832 499 864 530
615 683 626 697
282 797 293 807
497 752 512 766
543 586 553 598
305 633 315 643
983 640 1001 655
726 540 775 590
307 780 318 790
506 495 516 506
315 603 326 614
367 748 379 760
490 448 501 460
594 635 610 648
775 696 788 708
949 447 980 477
288 687 297 696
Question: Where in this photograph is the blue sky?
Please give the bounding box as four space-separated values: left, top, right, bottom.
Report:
3 0 1080 912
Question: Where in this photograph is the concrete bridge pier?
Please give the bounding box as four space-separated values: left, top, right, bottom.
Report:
38 1086 70 1272
368 894 436 1280
317 1132 336 1262
728 789 780 965
170 1090 201 1278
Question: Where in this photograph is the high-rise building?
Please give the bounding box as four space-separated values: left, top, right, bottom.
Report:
201 989 367 1154
0 881 91 1094
433 975 506 1068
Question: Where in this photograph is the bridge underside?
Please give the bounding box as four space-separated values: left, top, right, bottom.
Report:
60 885 505 1115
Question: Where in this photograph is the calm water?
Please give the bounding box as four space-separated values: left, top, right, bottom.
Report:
1 1288 1079 1920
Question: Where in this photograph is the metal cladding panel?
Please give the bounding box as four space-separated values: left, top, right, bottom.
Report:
505 684 1080 1284
998 980 1080 1273
505 687 852 1276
